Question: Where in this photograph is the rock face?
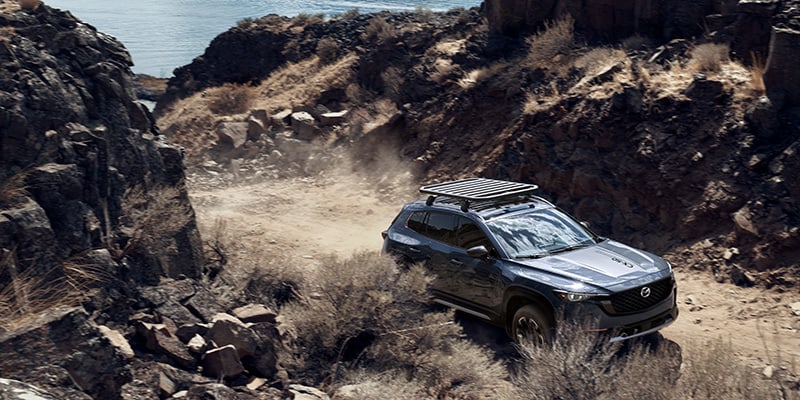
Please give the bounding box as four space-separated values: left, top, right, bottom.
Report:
0 4 203 291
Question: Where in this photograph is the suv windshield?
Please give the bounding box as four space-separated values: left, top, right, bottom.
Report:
486 208 596 259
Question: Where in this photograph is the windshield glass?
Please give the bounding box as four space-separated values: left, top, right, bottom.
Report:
486 208 596 258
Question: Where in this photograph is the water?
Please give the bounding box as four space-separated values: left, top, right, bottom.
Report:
43 0 482 77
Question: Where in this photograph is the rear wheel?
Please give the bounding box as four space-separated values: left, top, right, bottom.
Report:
512 305 553 348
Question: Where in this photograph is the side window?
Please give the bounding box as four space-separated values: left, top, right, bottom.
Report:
425 212 457 245
407 211 427 233
456 217 493 250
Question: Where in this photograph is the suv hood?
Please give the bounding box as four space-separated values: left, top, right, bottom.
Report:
514 240 667 288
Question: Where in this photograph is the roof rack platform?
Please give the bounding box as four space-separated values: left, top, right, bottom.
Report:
420 178 538 211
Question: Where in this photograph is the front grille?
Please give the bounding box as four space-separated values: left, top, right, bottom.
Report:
602 277 673 315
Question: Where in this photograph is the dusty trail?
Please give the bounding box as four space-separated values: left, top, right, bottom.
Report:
190 174 800 372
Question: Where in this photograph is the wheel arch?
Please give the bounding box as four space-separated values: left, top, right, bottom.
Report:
503 287 556 335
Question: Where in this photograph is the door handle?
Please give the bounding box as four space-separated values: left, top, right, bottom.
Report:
408 247 421 253
449 259 464 266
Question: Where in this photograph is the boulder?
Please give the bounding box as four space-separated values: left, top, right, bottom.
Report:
0 378 58 400
764 27 800 106
216 121 250 149
0 306 131 399
291 111 320 141
290 384 331 400
231 304 277 324
97 325 135 359
184 286 227 323
206 318 258 359
319 110 349 126
201 345 244 379
247 115 268 141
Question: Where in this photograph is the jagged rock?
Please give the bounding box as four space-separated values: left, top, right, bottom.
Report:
247 115 268 141
732 206 760 236
136 321 196 369
232 304 277 324
184 286 227 323
0 378 58 400
685 75 725 103
738 0 780 17
0 3 204 292
97 325 135 359
216 121 250 149
319 110 349 126
790 301 800 316
290 384 330 400
730 265 755 287
201 345 244 379
745 96 780 138
121 361 212 400
0 306 131 399
206 317 258 358
187 334 207 354
271 109 293 128
764 27 800 106
291 111 320 141
176 323 210 343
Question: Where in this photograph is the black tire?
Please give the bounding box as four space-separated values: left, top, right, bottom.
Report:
512 305 553 348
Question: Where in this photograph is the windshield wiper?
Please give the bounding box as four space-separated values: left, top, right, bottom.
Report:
516 253 549 259
549 242 592 255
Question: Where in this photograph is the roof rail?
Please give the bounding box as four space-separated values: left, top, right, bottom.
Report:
420 178 539 212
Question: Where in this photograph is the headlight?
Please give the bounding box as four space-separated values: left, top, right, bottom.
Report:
554 290 605 302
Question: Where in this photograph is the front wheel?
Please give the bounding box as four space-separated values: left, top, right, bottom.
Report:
512 305 553 348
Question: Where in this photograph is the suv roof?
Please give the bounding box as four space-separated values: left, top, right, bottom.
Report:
418 178 554 219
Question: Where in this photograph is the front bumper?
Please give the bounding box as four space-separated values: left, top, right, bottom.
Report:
606 303 679 343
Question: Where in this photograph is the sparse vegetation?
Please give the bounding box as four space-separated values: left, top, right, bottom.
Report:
526 15 575 69
208 83 253 115
750 51 766 94
316 37 340 65
365 16 398 44
0 171 29 207
689 43 730 73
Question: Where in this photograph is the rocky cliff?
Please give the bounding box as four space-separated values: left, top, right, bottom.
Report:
0 2 203 289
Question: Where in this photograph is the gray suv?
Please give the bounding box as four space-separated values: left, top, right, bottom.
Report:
381 178 678 346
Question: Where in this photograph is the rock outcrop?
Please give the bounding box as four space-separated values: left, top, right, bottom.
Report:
0 3 203 291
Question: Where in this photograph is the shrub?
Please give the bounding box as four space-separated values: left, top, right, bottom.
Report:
280 252 433 383
526 15 575 69
316 38 340 65
18 0 40 11
208 83 253 115
364 17 397 44
689 43 730 73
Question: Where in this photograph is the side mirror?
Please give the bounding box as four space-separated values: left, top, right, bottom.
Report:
580 221 592 230
466 245 489 259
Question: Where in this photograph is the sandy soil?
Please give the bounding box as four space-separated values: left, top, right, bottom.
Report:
190 173 800 373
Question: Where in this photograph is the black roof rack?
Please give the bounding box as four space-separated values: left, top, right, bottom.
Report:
420 178 539 212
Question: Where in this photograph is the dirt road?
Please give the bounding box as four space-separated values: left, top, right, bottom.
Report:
190 173 800 372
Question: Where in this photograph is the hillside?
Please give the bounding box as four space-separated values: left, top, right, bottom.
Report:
156 1 800 287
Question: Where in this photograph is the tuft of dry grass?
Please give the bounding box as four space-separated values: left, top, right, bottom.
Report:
688 43 730 73
316 37 340 65
0 249 109 331
364 16 397 44
0 171 29 207
526 15 575 69
208 83 254 115
750 51 766 95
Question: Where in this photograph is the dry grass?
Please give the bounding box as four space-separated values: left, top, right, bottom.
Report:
0 171 29 207
255 53 358 112
0 250 109 331
364 16 397 44
278 251 511 397
316 37 340 65
750 52 766 95
688 43 730 73
526 15 575 70
18 0 39 11
208 83 254 115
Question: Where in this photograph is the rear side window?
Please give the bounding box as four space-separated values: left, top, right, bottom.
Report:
405 211 458 245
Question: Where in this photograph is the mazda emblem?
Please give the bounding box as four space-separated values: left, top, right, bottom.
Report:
640 287 651 298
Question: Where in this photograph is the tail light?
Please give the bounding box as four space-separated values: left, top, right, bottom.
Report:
381 230 388 240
